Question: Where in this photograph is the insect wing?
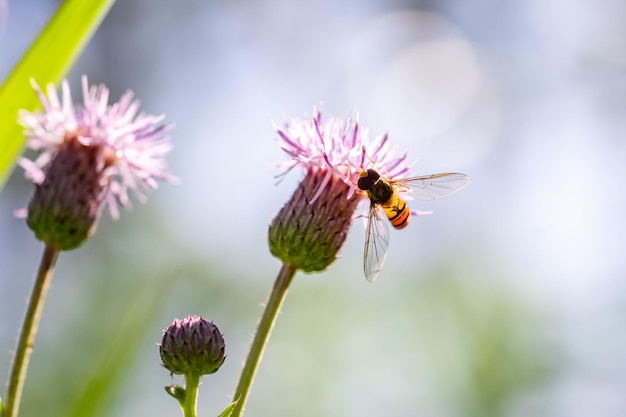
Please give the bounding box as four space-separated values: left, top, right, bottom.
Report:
363 204 390 282
394 173 471 201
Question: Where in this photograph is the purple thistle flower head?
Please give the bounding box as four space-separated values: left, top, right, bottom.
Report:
273 107 470 281
19 76 176 220
275 106 412 201
18 76 176 250
269 107 414 273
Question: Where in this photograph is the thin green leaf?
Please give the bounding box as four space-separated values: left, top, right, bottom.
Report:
217 400 239 417
0 0 115 191
165 385 186 405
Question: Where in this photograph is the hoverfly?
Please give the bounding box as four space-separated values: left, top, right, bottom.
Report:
357 168 470 282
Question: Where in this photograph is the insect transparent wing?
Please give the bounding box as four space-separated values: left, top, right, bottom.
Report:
363 205 390 282
395 173 471 201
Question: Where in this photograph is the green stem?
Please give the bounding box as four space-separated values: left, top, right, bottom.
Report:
182 373 200 417
4 244 60 417
230 263 297 417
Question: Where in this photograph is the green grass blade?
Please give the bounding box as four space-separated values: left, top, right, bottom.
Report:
65 275 176 417
0 0 116 191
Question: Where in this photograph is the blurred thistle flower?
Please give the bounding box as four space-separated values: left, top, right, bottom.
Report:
159 316 226 377
268 107 411 272
18 76 175 250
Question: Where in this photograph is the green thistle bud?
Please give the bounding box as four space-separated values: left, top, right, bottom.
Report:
268 167 360 272
159 316 226 376
26 135 105 251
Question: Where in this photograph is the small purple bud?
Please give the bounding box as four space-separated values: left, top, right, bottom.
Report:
159 316 226 376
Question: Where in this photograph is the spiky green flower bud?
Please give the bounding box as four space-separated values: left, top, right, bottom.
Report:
159 316 226 376
268 167 360 272
26 135 104 251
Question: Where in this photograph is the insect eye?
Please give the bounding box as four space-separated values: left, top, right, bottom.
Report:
366 169 380 182
357 175 373 191
358 169 380 191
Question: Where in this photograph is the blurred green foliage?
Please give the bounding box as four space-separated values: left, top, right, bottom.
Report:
402 268 556 417
9 237 557 417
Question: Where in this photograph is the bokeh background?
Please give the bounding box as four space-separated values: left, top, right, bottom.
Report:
2 1 626 416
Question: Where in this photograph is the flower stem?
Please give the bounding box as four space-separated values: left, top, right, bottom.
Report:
231 263 297 417
182 373 200 417
4 244 59 417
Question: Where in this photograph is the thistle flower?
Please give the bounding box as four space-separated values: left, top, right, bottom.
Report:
18 76 175 250
159 316 226 376
268 107 412 272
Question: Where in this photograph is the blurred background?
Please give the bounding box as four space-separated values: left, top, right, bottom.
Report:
2 0 626 416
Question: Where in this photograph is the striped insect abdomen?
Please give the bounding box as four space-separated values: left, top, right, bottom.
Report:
382 193 410 229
